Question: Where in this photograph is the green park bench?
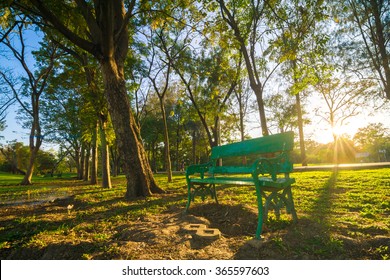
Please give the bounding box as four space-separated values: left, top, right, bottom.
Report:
185 131 298 239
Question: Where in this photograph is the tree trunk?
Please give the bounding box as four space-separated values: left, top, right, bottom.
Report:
214 115 222 166
151 142 157 173
238 95 245 142
100 60 164 197
368 0 390 99
175 121 181 171
235 89 247 165
84 143 90 181
73 147 81 179
110 146 120 177
291 59 308 166
333 133 339 165
296 93 308 166
253 85 269 136
21 146 39 185
192 130 197 165
99 115 112 189
90 121 98 185
330 113 339 164
21 119 42 185
159 97 173 182
78 143 85 180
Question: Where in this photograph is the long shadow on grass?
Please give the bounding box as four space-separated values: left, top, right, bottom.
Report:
72 191 187 219
307 169 338 225
0 213 80 259
234 169 347 260
3 240 99 259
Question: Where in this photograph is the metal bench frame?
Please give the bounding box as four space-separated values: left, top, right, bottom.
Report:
185 131 298 239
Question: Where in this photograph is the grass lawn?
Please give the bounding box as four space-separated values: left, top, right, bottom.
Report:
0 169 389 259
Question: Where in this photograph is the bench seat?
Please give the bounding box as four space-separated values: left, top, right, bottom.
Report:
189 176 295 188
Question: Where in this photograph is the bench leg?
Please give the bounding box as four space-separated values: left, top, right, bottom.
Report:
256 182 297 238
285 186 298 221
263 190 278 222
254 184 264 239
212 184 218 205
278 186 298 222
186 183 218 212
185 182 193 212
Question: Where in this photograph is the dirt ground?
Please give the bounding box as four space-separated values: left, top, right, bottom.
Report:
0 198 264 259
1 195 389 260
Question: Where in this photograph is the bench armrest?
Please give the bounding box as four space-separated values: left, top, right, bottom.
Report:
186 161 212 179
253 152 292 181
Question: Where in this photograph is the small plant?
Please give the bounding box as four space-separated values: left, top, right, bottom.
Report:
271 236 288 251
375 245 389 260
82 253 93 260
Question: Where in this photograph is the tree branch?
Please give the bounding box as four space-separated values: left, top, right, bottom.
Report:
27 0 98 57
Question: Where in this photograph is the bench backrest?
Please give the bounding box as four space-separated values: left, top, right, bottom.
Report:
211 131 294 160
209 131 294 174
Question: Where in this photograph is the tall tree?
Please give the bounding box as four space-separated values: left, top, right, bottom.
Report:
78 53 112 187
264 92 303 133
42 49 112 188
268 0 329 165
216 0 281 136
232 77 252 142
8 0 164 197
175 48 239 148
314 73 374 163
42 85 84 177
147 28 173 182
0 21 60 185
156 18 240 149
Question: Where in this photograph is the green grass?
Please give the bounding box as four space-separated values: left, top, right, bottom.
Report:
0 169 389 259
1 171 113 199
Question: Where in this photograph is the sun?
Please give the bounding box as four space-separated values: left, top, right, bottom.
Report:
331 124 344 137
310 121 361 144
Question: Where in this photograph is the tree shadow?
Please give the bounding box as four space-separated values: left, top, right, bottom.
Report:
0 188 193 259
4 241 98 260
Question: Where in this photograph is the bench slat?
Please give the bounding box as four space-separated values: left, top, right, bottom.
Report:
189 176 295 188
190 177 254 186
209 166 254 174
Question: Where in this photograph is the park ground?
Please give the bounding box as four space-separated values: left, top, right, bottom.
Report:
0 168 389 260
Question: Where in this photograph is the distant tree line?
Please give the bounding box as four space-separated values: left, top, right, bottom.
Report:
1 122 388 177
